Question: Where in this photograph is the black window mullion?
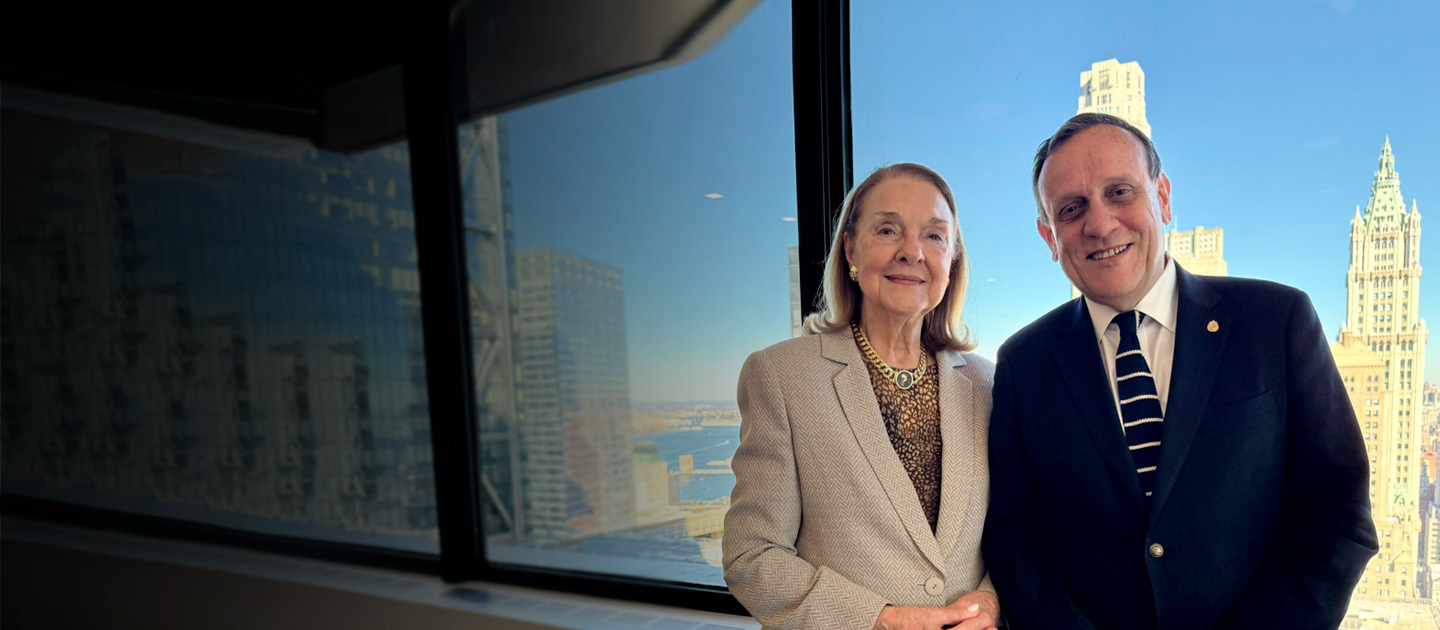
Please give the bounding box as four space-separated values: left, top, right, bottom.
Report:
402 4 483 584
439 0 852 615
793 0 852 320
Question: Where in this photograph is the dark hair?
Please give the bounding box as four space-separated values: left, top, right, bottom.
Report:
1031 113 1162 221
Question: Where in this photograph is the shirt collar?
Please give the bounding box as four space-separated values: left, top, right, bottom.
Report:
1084 256 1179 340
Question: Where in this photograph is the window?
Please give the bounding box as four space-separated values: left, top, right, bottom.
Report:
3 0 1434 617
0 95 438 552
459 0 796 587
4 0 804 614
851 0 1437 615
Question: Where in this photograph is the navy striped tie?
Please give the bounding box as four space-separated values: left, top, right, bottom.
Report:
1114 310 1163 501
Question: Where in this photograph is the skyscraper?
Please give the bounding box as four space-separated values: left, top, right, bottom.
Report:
1332 331 1414 600
459 118 526 542
788 245 802 338
517 247 636 545
1165 225 1228 276
1066 60 1225 301
1422 441 1440 597
1077 59 1151 138
1339 138 1427 601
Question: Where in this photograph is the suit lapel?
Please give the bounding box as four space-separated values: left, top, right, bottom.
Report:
935 350 981 561
823 330 944 571
1050 299 1148 512
1149 269 1228 525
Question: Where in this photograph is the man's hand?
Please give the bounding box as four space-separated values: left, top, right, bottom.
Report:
871 604 972 630
945 590 1000 630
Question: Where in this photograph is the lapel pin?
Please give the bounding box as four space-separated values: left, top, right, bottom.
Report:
1207 320 1219 333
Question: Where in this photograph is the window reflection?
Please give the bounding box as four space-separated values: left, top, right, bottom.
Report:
0 97 438 552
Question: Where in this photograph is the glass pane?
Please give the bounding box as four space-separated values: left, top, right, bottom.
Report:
853 0 1439 617
459 1 795 586
1 92 439 553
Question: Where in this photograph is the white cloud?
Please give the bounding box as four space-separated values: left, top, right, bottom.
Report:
1314 0 1355 15
966 101 1008 119
705 193 724 199
1303 136 1343 149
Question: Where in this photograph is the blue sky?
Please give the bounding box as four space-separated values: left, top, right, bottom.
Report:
503 0 1438 403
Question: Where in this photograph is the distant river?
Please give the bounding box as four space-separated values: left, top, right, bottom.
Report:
634 425 740 504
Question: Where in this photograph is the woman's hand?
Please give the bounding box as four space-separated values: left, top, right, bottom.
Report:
943 590 1000 630
870 589 1000 630
871 604 973 630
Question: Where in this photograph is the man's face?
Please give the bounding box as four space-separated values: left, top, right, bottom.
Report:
1036 124 1172 312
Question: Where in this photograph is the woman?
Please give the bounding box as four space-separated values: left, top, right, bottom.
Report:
723 164 998 630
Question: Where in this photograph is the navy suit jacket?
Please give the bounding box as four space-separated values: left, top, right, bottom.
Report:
983 267 1377 629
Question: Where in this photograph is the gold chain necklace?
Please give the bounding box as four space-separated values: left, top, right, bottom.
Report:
851 321 926 390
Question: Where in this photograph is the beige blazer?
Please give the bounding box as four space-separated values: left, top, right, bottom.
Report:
722 327 995 630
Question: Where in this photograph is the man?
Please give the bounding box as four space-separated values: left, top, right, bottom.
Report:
982 113 1377 629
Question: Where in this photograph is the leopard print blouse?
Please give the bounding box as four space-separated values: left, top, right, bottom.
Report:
860 346 943 532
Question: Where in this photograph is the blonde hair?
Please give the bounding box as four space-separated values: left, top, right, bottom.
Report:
802 163 975 352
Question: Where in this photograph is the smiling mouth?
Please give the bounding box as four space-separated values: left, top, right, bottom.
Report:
886 275 925 285
1089 244 1130 260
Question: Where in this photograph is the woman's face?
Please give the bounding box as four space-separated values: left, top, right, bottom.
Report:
844 176 955 326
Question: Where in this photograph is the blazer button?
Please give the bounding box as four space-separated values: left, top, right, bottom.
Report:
924 577 945 596
1149 543 1165 558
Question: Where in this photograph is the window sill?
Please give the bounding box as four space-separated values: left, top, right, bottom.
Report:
1 517 758 630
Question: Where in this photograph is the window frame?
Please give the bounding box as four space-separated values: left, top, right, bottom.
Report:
456 0 852 614
0 0 851 617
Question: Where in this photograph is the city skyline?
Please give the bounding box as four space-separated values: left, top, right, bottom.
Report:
4 0 1437 599
501 0 1438 403
853 0 1437 385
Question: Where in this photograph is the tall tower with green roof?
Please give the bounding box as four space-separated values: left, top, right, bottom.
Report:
1342 138 1426 601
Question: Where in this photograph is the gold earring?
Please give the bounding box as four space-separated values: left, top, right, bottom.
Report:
848 265 858 282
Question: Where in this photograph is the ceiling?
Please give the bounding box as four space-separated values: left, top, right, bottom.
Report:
1 0 757 152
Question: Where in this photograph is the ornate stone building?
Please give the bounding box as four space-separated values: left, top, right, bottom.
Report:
1338 138 1427 601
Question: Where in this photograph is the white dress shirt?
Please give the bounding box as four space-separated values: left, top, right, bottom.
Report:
1084 258 1178 426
